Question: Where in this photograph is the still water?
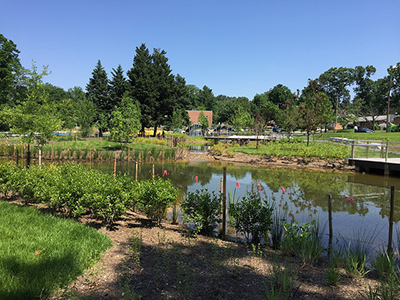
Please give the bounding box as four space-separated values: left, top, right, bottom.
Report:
6 158 400 250
86 159 400 250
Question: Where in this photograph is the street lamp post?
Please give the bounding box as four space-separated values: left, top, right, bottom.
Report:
387 65 397 133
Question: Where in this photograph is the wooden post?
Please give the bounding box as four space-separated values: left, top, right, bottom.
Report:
388 186 395 254
90 146 92 162
152 164 155 180
16 149 19 165
135 161 138 181
351 141 355 159
328 194 333 257
222 167 227 238
385 141 389 162
51 144 54 161
38 149 42 166
113 154 117 180
366 141 369 158
128 145 130 161
381 139 385 158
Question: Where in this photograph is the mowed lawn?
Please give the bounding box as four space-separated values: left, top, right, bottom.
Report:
0 201 112 300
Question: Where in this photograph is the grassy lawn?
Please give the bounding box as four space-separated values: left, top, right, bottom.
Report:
0 201 112 300
308 129 400 142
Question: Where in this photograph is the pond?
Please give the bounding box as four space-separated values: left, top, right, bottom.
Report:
5 157 400 251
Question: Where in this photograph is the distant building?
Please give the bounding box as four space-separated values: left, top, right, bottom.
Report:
186 110 213 126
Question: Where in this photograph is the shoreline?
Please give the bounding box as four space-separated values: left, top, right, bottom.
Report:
182 150 356 173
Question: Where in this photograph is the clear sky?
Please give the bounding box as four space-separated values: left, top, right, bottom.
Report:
1 0 399 100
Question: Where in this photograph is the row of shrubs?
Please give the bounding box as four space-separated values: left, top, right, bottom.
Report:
0 162 178 225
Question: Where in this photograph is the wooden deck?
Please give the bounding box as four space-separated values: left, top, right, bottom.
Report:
348 157 400 176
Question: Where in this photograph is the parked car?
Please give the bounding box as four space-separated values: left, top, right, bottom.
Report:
356 127 374 133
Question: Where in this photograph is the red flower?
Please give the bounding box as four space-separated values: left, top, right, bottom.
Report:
163 170 168 176
258 184 261 191
280 187 286 194
195 176 198 182
236 182 241 188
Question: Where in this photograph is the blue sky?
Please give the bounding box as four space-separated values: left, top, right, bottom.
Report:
1 0 399 100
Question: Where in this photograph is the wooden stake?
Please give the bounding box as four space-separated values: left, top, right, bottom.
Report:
328 194 333 257
114 153 117 180
388 186 395 254
222 167 227 238
135 161 138 181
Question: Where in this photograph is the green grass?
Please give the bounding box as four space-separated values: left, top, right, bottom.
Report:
0 201 112 300
312 129 400 142
231 141 350 159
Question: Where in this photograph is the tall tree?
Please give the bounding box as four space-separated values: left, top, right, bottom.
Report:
109 64 128 109
197 86 215 111
86 60 109 136
198 111 209 133
127 44 155 133
43 83 70 103
299 80 333 146
0 34 22 107
128 44 186 136
318 67 354 131
352 65 381 128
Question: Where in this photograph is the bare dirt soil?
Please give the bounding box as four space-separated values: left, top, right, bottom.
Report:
47 211 380 300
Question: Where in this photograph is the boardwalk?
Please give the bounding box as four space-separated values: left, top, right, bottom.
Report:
348 157 400 176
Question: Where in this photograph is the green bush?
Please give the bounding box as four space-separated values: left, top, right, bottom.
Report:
181 189 221 235
229 192 274 244
137 177 178 226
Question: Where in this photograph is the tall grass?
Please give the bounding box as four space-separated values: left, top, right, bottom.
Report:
0 201 112 300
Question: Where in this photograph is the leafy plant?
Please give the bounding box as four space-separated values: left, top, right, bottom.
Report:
181 189 221 235
264 255 295 300
229 192 274 244
137 177 178 226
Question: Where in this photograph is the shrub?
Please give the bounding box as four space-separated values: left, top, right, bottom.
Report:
137 177 178 226
181 189 221 235
229 192 274 244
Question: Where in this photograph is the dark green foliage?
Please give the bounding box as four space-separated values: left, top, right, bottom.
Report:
109 64 129 109
229 192 274 244
181 189 221 235
136 176 178 226
86 60 110 136
0 34 22 107
0 163 139 225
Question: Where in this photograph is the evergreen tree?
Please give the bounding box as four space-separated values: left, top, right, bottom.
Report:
109 64 128 109
127 44 154 132
0 34 22 107
86 60 109 136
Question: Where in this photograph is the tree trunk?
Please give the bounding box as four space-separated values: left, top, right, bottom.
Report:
153 125 158 137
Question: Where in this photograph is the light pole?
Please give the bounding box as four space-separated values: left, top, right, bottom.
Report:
387 65 397 133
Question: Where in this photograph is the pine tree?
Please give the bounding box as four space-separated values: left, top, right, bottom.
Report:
86 60 109 136
109 64 128 109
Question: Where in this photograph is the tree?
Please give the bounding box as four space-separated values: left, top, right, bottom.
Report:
70 86 96 137
109 64 128 109
128 44 186 136
197 86 215 111
110 93 141 142
56 98 77 129
86 60 109 136
352 65 382 128
299 80 333 146
43 83 70 103
278 92 300 142
0 34 22 106
198 111 209 133
230 106 253 131
266 84 293 109
318 67 354 131
2 62 61 146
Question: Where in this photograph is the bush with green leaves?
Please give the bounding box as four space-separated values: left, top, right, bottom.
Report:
229 192 274 244
0 163 139 225
181 189 221 235
137 177 178 226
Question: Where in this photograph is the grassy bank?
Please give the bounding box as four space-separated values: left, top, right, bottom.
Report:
0 201 112 300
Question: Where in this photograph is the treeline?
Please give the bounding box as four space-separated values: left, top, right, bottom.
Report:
1 33 399 146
